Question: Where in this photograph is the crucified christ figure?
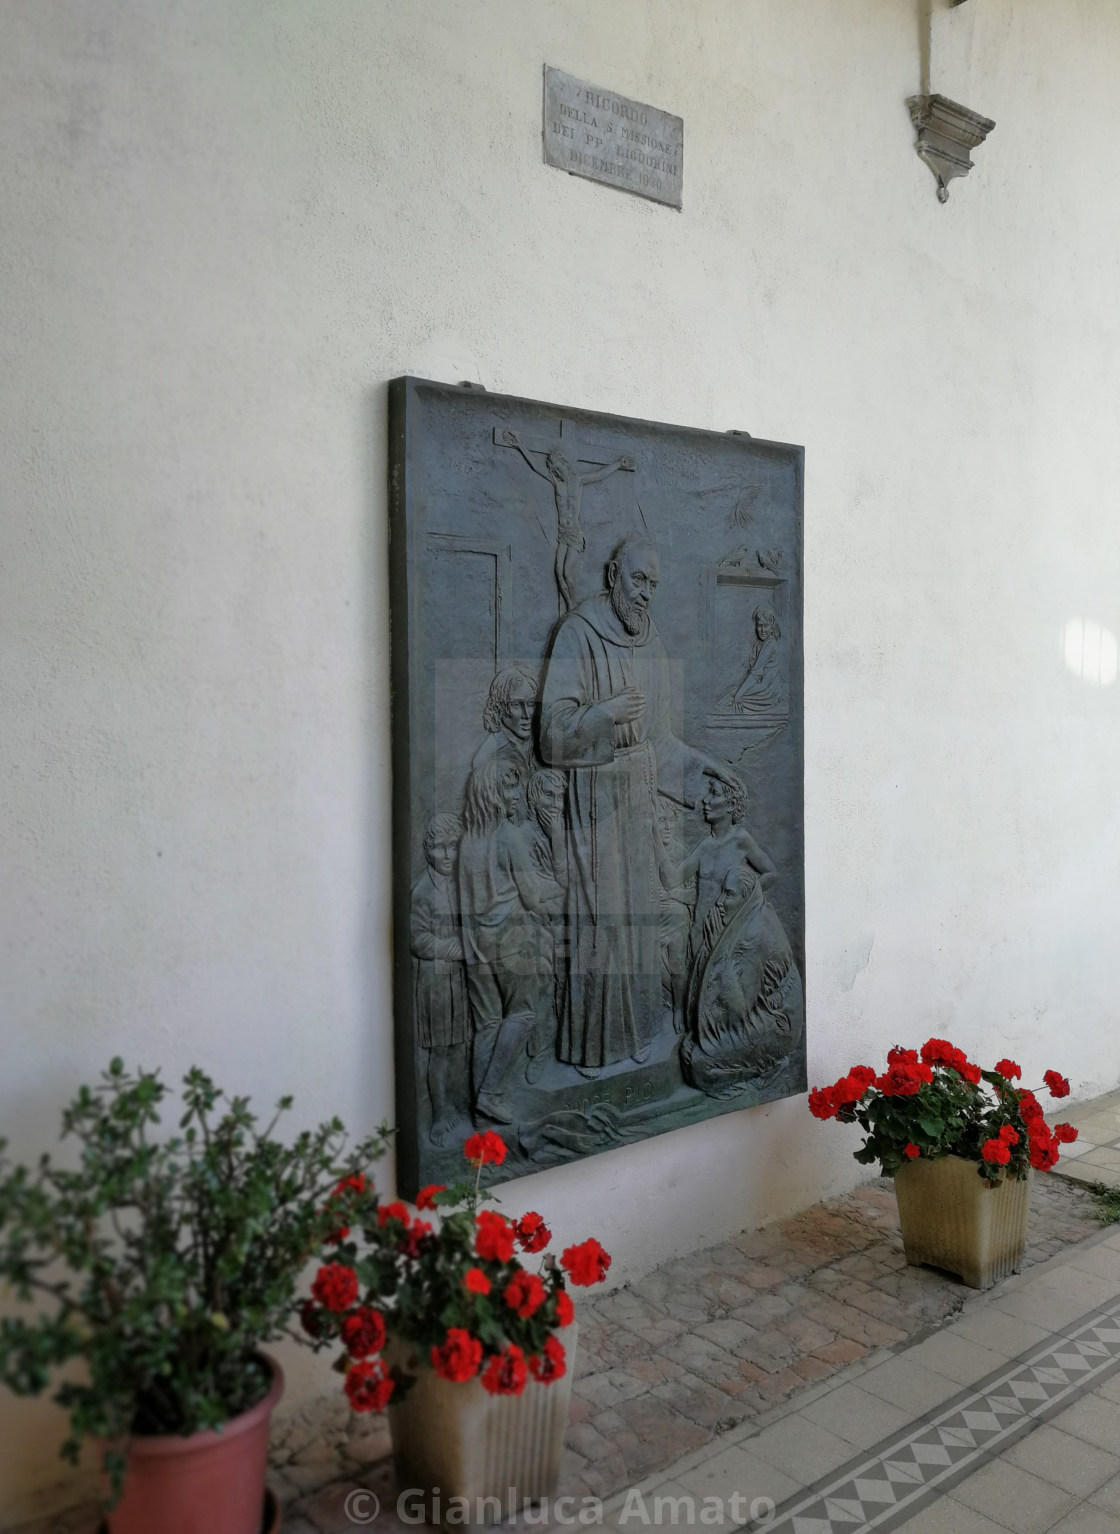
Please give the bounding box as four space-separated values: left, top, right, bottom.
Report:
498 428 636 611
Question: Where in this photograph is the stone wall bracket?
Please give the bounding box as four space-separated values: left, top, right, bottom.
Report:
907 93 995 203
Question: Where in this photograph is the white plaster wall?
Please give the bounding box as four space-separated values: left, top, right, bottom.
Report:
2 0 1119 1519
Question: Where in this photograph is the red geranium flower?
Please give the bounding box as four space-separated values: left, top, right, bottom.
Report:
560 1238 612 1287
344 1357 394 1413
529 1335 567 1384
475 1209 515 1263
919 1039 958 1067
299 1299 324 1338
463 1266 491 1296
311 1262 359 1313
831 1068 876 1109
333 1173 369 1199
377 1200 411 1228
919 1039 983 1079
399 1219 433 1259
515 1211 551 1253
341 1307 387 1359
431 1327 483 1382
1053 1123 1079 1144
808 1086 838 1120
807 1040 1074 1184
876 1059 933 1097
1019 1090 1044 1126
464 1130 507 1166
981 1138 1011 1166
415 1184 447 1212
1027 1120 1050 1148
480 1344 528 1397
504 1270 547 1318
554 1289 575 1327
324 1172 370 1242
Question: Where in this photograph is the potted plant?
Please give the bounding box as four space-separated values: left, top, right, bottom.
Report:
0 1059 387 1534
299 1128 611 1529
809 1040 1078 1288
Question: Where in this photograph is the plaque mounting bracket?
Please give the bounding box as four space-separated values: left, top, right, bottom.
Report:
907 94 995 203
910 0 994 203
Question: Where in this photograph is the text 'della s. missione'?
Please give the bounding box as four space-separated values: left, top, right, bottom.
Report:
543 66 684 209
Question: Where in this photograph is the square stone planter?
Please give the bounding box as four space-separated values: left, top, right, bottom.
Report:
893 1155 1031 1290
386 1327 576 1531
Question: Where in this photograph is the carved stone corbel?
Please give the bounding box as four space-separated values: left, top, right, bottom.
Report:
907 93 995 203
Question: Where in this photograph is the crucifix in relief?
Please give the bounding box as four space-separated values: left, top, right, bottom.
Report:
494 424 636 612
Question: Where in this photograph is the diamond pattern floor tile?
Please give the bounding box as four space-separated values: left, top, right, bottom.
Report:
753 1295 1120 1533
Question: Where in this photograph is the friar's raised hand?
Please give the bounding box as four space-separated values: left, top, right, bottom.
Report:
602 686 645 727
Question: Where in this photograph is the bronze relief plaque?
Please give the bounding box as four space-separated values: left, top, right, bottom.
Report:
389 379 805 1194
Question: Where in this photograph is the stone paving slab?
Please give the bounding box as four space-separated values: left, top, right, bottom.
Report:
1049 1090 1120 1191
7 1170 1105 1534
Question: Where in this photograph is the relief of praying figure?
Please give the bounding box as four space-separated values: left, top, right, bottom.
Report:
500 430 635 612
540 536 728 1075
410 814 470 1146
458 756 564 1125
674 775 804 1099
670 774 778 959
723 607 784 715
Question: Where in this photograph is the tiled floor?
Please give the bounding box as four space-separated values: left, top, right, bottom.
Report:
604 1226 1120 1534
8 1121 1119 1534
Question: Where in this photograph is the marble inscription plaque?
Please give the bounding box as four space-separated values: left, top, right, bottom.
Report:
543 66 684 209
389 379 804 1194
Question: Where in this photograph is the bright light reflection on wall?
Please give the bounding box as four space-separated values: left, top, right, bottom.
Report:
1063 617 1118 687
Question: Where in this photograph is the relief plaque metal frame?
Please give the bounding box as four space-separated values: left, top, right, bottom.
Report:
389 379 805 1195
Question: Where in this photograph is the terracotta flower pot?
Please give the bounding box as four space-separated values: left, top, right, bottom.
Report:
387 1326 577 1532
894 1154 1031 1290
105 1355 284 1534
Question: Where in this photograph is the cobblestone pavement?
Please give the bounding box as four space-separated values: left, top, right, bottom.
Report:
9 1172 1102 1534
